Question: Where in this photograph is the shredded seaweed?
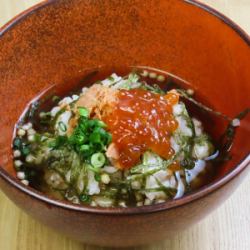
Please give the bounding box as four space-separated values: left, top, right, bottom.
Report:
176 89 232 121
218 108 250 156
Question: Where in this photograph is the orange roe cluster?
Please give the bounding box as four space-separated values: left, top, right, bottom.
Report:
104 89 179 169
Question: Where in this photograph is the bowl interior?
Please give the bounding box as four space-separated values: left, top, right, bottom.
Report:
0 0 249 198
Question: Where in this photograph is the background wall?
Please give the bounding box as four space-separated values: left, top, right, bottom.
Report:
0 1 249 250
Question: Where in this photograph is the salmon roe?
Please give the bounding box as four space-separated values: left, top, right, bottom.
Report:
104 89 179 169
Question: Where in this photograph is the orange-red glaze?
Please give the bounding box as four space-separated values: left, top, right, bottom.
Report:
104 89 179 169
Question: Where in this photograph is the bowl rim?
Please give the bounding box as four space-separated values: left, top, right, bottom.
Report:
0 0 249 215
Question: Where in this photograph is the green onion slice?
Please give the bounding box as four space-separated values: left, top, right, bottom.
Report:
78 107 89 118
58 121 67 132
79 194 90 203
91 152 106 168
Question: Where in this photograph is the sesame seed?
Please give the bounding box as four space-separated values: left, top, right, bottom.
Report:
157 75 165 82
131 180 141 190
118 201 127 207
13 150 21 158
27 128 36 136
28 135 35 142
149 72 157 79
90 201 97 207
155 199 165 204
26 155 35 163
187 89 195 96
17 172 25 180
136 201 143 207
121 188 127 194
72 197 80 204
21 180 29 186
101 174 110 184
144 199 152 205
140 70 149 77
232 118 240 127
22 123 32 130
14 160 23 168
39 112 47 119
17 129 26 137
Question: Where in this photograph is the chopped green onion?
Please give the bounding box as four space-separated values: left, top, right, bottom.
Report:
91 153 105 168
87 164 101 173
74 134 86 144
128 72 140 82
48 136 68 149
80 144 90 152
39 112 51 119
58 121 67 132
89 132 101 143
13 138 22 149
106 133 112 144
93 127 106 136
56 109 112 157
79 194 91 203
52 95 60 102
88 119 106 128
21 146 30 156
78 122 87 132
180 158 195 170
94 173 101 182
96 120 107 128
87 119 98 127
48 140 57 148
78 107 89 118
108 76 115 81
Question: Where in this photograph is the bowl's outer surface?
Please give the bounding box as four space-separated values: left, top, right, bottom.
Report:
0 0 249 247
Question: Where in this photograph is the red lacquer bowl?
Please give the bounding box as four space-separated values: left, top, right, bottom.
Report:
0 0 249 247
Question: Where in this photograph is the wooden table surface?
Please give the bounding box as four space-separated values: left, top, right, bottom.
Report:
0 1 249 249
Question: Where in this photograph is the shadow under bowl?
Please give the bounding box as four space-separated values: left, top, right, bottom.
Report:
0 0 249 247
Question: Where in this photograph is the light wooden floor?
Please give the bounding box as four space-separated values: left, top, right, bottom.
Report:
0 1 250 250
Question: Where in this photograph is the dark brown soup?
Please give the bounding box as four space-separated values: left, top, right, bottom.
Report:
12 66 241 207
